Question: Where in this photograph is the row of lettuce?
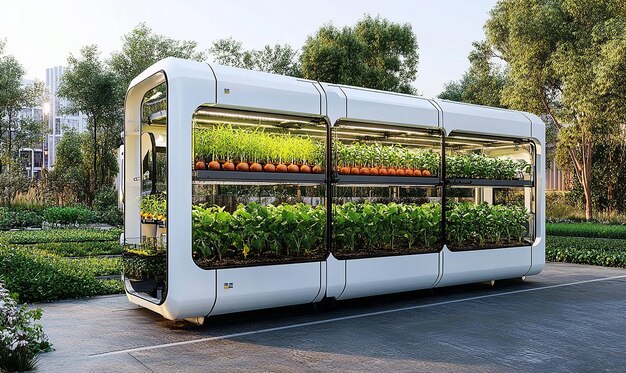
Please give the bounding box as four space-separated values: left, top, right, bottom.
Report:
192 125 530 179
184 201 532 266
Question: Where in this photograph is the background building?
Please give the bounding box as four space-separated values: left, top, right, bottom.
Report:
45 66 89 168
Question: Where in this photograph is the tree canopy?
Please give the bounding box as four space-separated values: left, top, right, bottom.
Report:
438 42 507 108
300 15 419 93
210 38 301 76
483 0 626 220
57 45 122 203
109 23 206 89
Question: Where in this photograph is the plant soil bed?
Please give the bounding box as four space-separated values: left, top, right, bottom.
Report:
448 240 532 251
334 245 441 259
194 249 326 268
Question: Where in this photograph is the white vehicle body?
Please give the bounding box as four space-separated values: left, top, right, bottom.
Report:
123 58 545 322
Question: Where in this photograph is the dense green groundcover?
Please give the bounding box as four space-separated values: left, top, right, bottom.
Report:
0 245 123 303
546 235 626 268
0 228 122 245
0 206 122 230
546 222 626 239
23 241 123 257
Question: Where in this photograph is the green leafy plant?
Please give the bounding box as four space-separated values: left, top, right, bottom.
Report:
446 153 528 180
546 236 626 268
445 202 530 248
139 194 166 221
192 203 326 265
0 228 122 245
23 241 123 257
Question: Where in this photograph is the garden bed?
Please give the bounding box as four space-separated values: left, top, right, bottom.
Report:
546 222 626 239
546 235 626 268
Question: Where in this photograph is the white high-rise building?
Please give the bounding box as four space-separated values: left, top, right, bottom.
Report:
45 66 89 167
15 79 44 179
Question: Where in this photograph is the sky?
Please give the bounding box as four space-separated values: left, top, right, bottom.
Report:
0 0 498 98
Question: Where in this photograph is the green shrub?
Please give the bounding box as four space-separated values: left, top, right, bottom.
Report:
0 245 123 302
23 241 123 257
546 235 626 252
546 236 626 268
0 280 52 372
0 228 122 245
96 207 123 227
93 188 118 211
43 206 97 226
546 222 626 239
73 256 121 276
0 208 44 229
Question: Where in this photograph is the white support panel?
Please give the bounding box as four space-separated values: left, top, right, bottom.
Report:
525 112 546 275
314 260 327 303
210 262 322 316
437 246 532 287
319 83 347 123
211 64 322 116
338 253 439 300
436 99 531 138
339 85 439 128
161 68 218 320
325 254 346 299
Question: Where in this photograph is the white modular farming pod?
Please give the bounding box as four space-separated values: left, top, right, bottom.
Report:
123 57 545 323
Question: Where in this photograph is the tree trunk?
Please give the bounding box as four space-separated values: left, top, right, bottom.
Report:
92 115 98 205
584 179 592 221
581 140 593 221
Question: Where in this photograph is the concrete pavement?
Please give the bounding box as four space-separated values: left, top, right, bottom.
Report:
37 263 626 372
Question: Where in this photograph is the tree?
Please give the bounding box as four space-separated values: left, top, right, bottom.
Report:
0 40 46 172
439 42 507 108
47 129 88 205
210 38 301 76
110 23 207 89
57 45 123 203
483 0 626 220
300 15 419 94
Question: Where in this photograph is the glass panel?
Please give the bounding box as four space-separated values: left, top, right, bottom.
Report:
444 133 536 251
123 82 167 302
191 107 328 268
332 121 443 259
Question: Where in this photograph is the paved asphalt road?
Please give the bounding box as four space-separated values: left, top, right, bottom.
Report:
37 262 626 372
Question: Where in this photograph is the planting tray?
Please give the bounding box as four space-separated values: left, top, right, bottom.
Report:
194 170 325 185
336 175 441 186
446 178 533 187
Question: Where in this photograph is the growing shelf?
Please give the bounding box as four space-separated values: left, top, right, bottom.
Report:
336 175 440 187
193 170 325 185
446 178 533 188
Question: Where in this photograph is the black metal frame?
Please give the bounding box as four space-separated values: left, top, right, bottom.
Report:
185 114 537 269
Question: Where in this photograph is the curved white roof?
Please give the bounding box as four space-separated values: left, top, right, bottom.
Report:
128 57 543 141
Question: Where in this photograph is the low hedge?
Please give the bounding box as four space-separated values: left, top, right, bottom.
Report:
546 235 626 268
0 208 44 230
0 245 123 302
0 205 122 230
546 222 626 239
0 228 122 245
23 241 123 257
73 256 121 277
